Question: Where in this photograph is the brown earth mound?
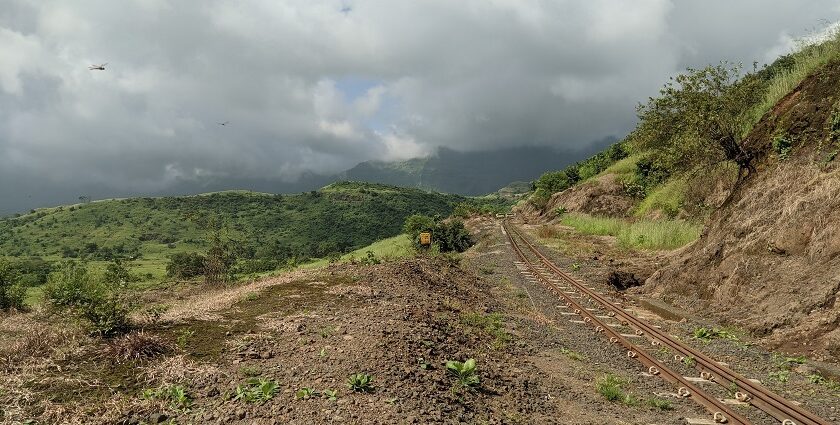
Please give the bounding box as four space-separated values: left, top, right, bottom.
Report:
514 174 636 223
643 61 840 362
546 174 636 218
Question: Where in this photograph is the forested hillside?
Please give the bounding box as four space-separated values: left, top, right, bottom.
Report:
0 182 507 264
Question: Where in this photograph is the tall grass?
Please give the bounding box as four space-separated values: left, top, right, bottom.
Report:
560 212 700 250
598 154 642 178
635 178 687 219
741 30 840 136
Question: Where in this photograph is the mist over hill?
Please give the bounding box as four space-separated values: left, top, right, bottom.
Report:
1 142 610 216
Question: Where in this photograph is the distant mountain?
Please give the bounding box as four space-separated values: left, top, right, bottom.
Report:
339 140 615 196
0 140 614 216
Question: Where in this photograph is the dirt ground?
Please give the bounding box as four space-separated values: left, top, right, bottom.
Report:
2 217 838 424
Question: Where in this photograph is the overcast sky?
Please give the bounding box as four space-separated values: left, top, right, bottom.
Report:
1 1 839 213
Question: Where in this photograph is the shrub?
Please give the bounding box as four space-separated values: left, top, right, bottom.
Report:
166 252 206 279
346 373 373 392
0 260 26 311
772 133 793 159
44 262 131 336
435 220 473 253
446 358 480 388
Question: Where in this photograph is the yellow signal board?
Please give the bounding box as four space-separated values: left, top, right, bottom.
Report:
419 232 431 245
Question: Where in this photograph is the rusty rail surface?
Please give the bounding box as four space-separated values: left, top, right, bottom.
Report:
504 221 831 425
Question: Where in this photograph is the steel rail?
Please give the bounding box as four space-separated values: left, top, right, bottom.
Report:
506 221 831 425
503 222 750 425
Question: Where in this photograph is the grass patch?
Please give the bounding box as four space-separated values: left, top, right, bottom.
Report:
599 154 642 177
634 178 687 219
596 374 638 406
559 347 586 361
741 31 840 136
560 212 700 250
301 234 412 270
460 312 511 349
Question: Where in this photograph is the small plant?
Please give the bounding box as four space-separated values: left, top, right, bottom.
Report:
596 374 626 402
322 389 338 401
295 387 317 400
682 356 696 368
233 378 279 403
346 373 373 392
242 292 259 302
647 397 673 410
559 347 585 361
446 358 480 388
554 206 567 217
692 327 738 342
807 373 826 384
319 347 327 357
318 327 333 338
772 133 792 160
571 262 581 272
176 329 195 348
768 370 790 383
142 385 191 410
239 365 262 377
417 357 432 370
727 382 739 398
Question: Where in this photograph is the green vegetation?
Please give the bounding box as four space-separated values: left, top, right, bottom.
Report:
634 178 687 218
772 133 793 159
403 215 474 253
142 385 192 410
346 373 374 392
692 327 738 342
460 312 511 349
768 369 790 383
559 347 586 361
647 397 673 411
745 31 840 134
596 374 638 406
528 29 840 220
294 387 317 400
43 261 130 336
560 212 701 250
322 389 338 402
233 378 279 403
0 260 26 311
446 358 480 388
530 143 629 207
0 182 506 280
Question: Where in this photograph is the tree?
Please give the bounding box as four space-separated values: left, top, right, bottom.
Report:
629 63 763 180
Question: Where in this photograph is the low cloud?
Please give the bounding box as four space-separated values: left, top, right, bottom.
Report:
0 0 837 213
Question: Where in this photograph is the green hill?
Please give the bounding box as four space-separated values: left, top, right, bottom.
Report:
0 182 508 273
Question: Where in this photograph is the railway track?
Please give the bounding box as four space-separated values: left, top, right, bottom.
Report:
502 220 831 425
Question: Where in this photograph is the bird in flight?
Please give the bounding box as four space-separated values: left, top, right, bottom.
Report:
88 63 107 71
217 121 230 126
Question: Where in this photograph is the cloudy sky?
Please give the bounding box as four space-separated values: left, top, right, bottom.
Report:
1 0 838 213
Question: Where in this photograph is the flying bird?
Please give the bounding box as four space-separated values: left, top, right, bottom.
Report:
88 63 107 71
340 5 352 14
217 121 230 126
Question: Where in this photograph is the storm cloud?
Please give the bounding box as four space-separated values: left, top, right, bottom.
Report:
1 1 838 213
